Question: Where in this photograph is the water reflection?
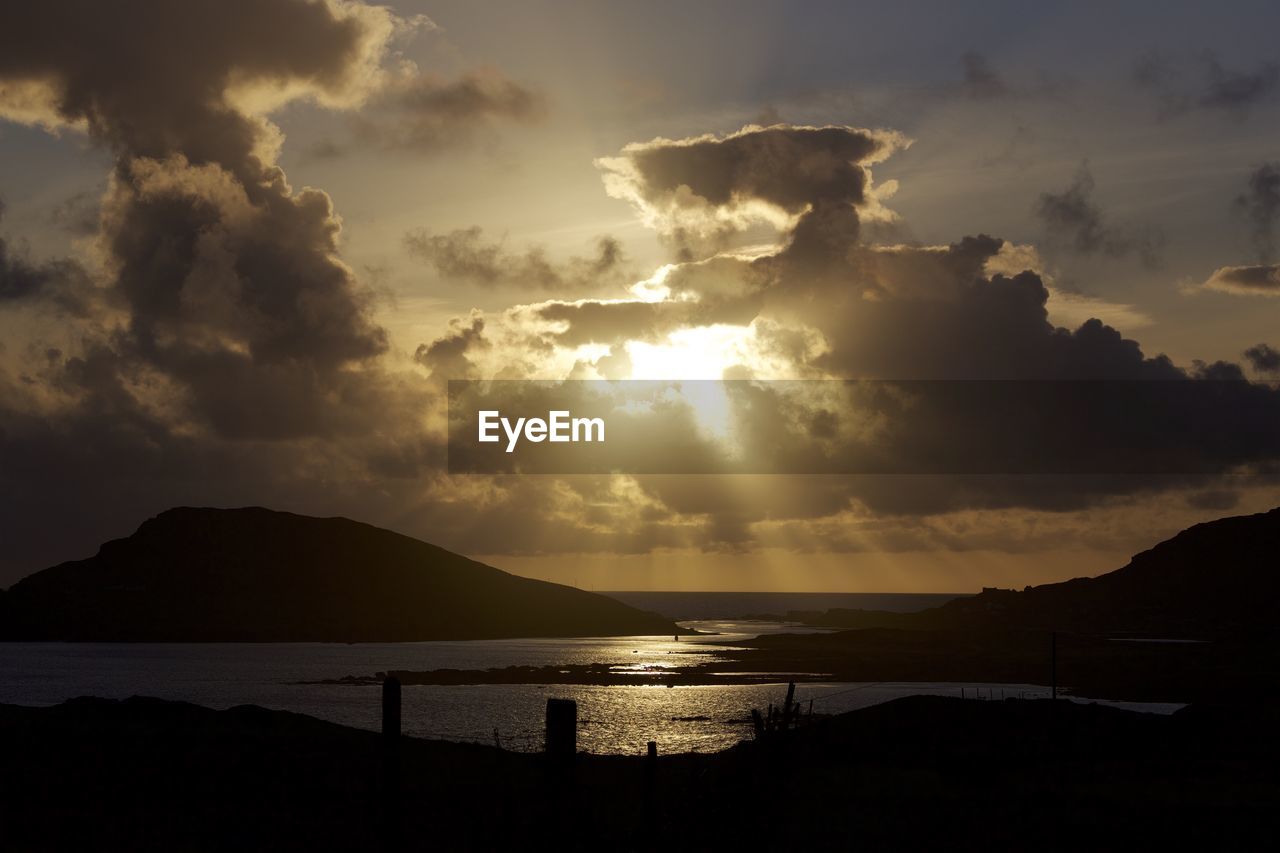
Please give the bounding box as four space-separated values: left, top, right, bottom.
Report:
0 621 1183 755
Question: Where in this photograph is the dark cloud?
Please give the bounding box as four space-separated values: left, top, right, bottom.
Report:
1234 162 1280 264
562 127 1280 530
1201 264 1280 296
0 0 455 580
0 201 93 315
404 226 627 293
0 0 411 440
406 120 1280 546
1245 343 1280 375
525 264 765 350
596 124 906 257
347 69 546 154
0 0 395 183
1135 50 1280 120
414 314 488 380
621 125 889 211
1035 163 1162 266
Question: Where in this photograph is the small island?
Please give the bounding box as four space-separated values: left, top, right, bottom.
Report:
0 507 681 642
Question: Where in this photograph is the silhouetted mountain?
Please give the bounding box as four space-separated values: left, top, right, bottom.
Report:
0 507 678 641
800 507 1280 636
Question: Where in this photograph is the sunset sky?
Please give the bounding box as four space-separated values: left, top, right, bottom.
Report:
2 0 1279 591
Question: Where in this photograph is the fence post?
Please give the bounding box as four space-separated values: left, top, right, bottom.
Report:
643 740 659 841
545 698 577 765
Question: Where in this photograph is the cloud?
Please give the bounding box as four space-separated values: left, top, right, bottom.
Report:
0 0 455 579
1035 162 1162 266
413 313 488 380
1201 264 1280 296
1244 343 1280 376
0 1 514 441
595 124 909 256
404 226 627 293
423 123 1280 538
346 68 546 154
0 0 402 169
986 241 1153 330
3 9 1279 586
1234 162 1280 264
1135 50 1280 120
0 201 93 315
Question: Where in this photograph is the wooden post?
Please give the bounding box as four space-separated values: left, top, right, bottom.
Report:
383 676 402 742
545 698 577 764
782 682 796 730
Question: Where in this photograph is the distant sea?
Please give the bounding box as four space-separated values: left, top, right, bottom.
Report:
601 591 969 621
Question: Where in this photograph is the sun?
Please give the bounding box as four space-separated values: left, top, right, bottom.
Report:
625 324 757 381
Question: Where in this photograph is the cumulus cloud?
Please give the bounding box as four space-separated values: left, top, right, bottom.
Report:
404 226 627 293
419 123 1280 545
595 124 909 257
1035 163 1162 266
0 0 457 579
3 6 1278 586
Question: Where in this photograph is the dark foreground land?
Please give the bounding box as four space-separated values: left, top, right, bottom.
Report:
2 694 1277 852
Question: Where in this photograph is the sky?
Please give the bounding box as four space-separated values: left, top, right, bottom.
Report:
2 0 1279 591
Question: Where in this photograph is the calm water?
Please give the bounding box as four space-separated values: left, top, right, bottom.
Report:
0 622 1182 754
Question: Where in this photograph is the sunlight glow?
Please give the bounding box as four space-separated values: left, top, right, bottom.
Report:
625 324 756 381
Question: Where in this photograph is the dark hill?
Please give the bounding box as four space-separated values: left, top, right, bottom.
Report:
2 693 1276 850
0 506 679 641
798 506 1280 636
